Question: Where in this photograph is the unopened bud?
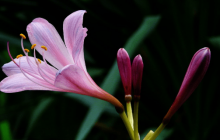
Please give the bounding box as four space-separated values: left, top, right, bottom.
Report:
163 47 211 123
132 55 144 101
117 48 132 101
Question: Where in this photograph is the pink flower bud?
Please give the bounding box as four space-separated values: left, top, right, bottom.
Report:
163 47 211 124
132 55 144 101
117 48 132 101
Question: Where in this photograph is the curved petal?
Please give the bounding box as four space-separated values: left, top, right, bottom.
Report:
2 56 57 78
0 73 54 93
54 64 123 108
54 64 99 95
63 10 88 72
27 18 74 69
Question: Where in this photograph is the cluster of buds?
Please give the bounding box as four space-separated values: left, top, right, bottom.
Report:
116 47 211 140
117 48 144 102
117 48 144 140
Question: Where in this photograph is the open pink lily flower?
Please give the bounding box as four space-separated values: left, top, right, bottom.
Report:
0 10 123 109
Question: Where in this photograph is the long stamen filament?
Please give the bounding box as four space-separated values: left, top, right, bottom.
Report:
18 58 60 90
37 65 55 85
42 51 58 75
7 42 60 91
20 37 39 75
33 48 55 85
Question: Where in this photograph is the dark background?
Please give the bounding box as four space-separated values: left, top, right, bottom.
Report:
0 0 220 140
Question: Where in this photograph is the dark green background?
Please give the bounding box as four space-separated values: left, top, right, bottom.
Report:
0 0 219 140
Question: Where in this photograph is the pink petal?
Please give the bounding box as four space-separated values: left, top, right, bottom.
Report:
54 64 123 108
2 56 57 78
0 73 54 93
63 10 88 72
27 18 74 69
54 64 100 96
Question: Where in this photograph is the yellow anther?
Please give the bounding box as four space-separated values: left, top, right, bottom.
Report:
41 46 47 51
31 44 36 49
16 54 23 59
20 34 26 39
24 49 30 53
37 59 41 64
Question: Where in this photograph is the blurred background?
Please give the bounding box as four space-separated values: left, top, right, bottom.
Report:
0 0 220 140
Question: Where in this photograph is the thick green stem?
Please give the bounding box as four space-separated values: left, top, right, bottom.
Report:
126 102 134 129
134 102 139 140
143 130 154 140
119 111 135 140
149 123 166 140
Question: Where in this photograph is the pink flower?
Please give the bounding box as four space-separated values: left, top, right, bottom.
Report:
0 10 123 109
163 47 211 123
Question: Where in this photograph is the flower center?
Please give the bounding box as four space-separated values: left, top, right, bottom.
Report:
6 33 61 90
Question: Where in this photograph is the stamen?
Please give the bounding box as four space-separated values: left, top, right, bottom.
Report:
20 34 26 39
37 65 55 85
33 51 55 85
16 54 23 59
18 58 61 90
24 49 30 53
31 44 36 49
20 37 39 75
41 46 47 51
40 51 56 81
37 59 41 64
42 51 58 74
7 42 61 91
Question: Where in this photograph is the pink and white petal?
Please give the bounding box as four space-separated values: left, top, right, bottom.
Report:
63 10 88 72
2 56 57 78
27 18 74 69
0 73 56 93
54 64 124 107
54 64 106 98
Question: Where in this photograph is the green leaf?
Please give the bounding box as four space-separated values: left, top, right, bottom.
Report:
87 68 104 77
0 94 12 140
209 36 220 48
64 93 118 116
75 15 161 140
24 97 54 139
140 127 173 140
0 120 12 140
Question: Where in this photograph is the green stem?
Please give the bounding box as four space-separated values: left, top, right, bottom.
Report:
119 111 135 140
149 123 166 140
143 130 154 140
126 102 134 129
134 102 139 140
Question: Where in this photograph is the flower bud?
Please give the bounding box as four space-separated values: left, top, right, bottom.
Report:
132 55 144 101
117 48 132 102
163 47 211 124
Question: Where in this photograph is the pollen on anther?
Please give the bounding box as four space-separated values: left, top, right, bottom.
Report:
37 59 41 64
20 34 26 39
41 46 47 51
31 44 36 49
16 54 23 59
24 49 30 53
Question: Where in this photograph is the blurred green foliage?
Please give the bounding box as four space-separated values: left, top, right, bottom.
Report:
0 0 220 140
